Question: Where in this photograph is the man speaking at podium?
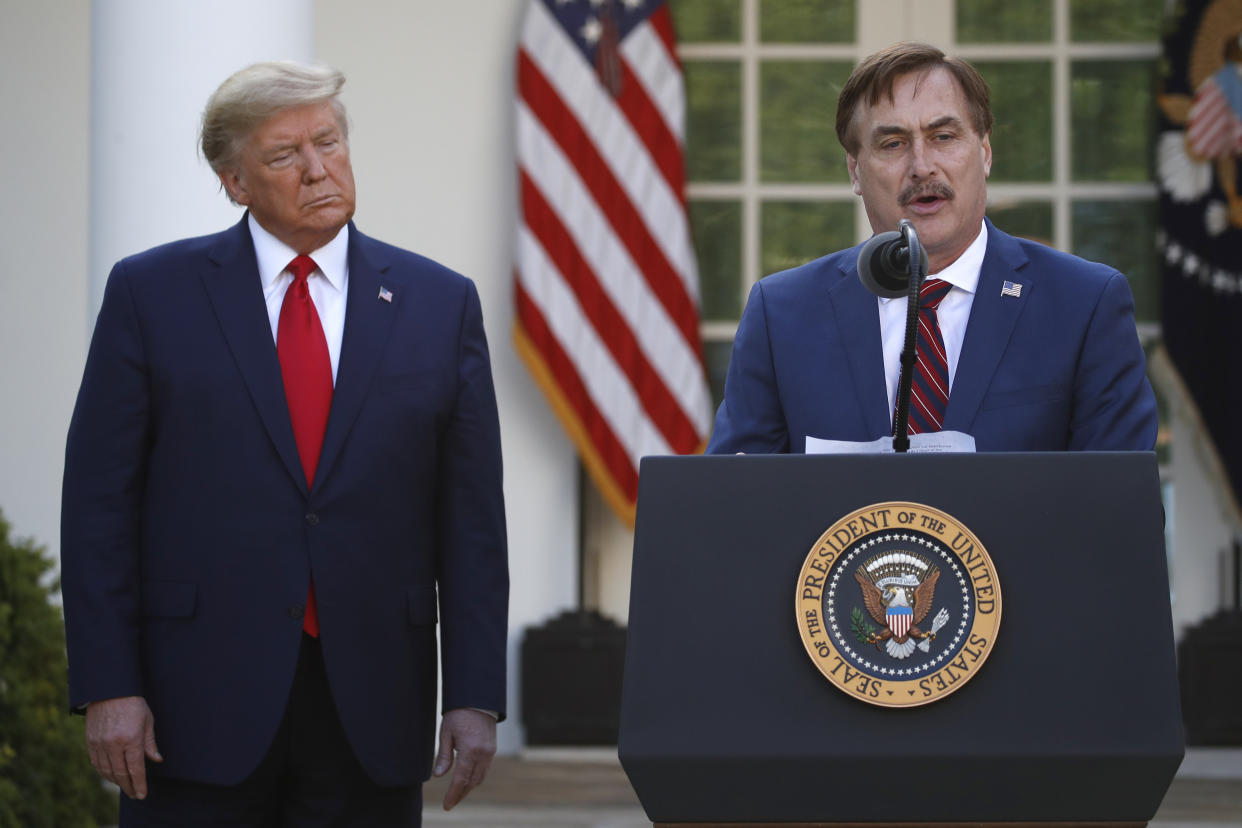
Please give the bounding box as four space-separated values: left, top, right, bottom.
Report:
706 42 1157 455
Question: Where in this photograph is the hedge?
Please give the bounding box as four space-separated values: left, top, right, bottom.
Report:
0 509 115 827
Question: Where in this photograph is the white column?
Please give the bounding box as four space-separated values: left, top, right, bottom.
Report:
0 1 90 569
89 0 314 319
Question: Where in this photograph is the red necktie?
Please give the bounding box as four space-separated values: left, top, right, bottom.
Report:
898 278 953 435
277 254 331 637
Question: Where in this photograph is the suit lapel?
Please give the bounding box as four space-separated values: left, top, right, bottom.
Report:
313 226 399 490
201 217 308 494
828 255 892 438
944 223 1030 433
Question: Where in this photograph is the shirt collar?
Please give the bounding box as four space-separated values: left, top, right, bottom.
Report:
248 212 349 293
878 220 987 302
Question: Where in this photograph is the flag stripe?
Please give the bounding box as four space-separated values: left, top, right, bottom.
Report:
521 2 699 302
516 102 711 433
1187 79 1242 156
515 283 639 505
516 225 673 463
616 53 687 209
621 14 684 143
647 4 680 71
518 51 701 351
516 0 710 523
519 171 703 450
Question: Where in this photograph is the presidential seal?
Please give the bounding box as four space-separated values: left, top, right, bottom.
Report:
796 502 1001 708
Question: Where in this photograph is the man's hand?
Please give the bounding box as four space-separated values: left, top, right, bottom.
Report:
433 708 497 811
85 695 162 799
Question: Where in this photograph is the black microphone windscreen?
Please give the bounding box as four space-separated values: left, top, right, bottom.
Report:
856 231 909 298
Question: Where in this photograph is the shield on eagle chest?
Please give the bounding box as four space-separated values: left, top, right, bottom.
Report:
887 605 913 638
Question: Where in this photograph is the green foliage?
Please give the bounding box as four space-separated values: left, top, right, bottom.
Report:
850 607 876 644
0 509 116 828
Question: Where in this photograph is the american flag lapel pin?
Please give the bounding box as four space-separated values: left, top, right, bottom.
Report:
378 286 393 303
1001 280 1023 298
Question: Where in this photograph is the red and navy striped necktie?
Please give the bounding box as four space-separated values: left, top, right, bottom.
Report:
898 278 953 435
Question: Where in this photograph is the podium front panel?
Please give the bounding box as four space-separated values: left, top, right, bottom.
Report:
619 453 1183 823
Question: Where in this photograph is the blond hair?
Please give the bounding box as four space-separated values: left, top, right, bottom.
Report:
200 60 348 178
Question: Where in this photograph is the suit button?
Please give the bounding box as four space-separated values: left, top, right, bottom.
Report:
288 604 304 619
305 513 319 526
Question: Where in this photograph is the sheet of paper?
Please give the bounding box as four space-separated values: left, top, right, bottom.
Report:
805 431 976 455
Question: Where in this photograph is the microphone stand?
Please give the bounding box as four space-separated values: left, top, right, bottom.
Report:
891 219 927 453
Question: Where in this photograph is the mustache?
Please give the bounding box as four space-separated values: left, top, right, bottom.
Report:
899 181 955 206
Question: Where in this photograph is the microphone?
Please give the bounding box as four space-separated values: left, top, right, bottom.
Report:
856 223 929 298
856 219 929 452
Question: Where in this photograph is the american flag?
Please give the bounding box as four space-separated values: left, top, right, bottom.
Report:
514 0 712 524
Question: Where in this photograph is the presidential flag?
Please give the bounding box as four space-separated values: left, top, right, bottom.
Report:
1157 0 1242 502
514 0 712 524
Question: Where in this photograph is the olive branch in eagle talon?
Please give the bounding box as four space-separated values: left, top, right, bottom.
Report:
854 559 945 659
850 607 876 644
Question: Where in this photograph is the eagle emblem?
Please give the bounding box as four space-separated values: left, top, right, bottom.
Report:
797 502 1001 707
854 551 951 659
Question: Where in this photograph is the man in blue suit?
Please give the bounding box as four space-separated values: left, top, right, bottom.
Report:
708 42 1157 455
61 61 507 826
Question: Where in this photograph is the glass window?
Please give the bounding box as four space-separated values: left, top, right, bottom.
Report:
975 61 1054 182
685 62 743 182
956 0 1052 43
759 0 855 43
1071 60 1157 182
691 200 745 321
704 340 734 411
761 201 856 275
760 61 853 183
1072 199 1159 324
988 201 1054 246
1070 0 1165 41
671 0 742 43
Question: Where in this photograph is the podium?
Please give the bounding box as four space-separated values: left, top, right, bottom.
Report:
619 453 1184 826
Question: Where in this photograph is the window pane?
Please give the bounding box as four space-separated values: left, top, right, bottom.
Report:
760 61 853 183
975 61 1053 182
956 0 1052 43
685 61 743 182
704 339 734 412
672 0 742 43
988 201 1053 246
761 200 856 275
1072 199 1158 323
1071 60 1156 182
759 0 855 43
1070 0 1163 42
691 199 744 321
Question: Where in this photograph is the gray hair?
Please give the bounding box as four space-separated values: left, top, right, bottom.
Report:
200 60 349 178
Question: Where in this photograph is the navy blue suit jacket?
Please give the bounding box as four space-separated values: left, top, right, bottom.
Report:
61 217 508 787
707 221 1157 453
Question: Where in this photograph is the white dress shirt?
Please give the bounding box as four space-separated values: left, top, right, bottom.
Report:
249 213 350 384
878 221 988 419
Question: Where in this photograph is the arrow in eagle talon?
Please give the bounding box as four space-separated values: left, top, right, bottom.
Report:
917 608 951 652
